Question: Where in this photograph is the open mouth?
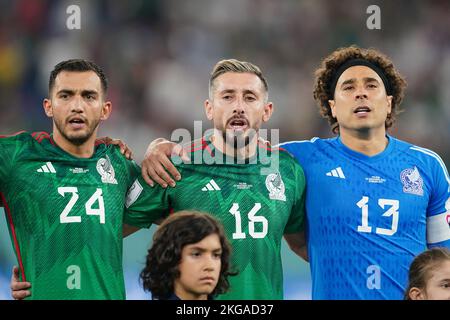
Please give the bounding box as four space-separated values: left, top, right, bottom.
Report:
354 106 371 115
68 117 87 128
227 118 248 130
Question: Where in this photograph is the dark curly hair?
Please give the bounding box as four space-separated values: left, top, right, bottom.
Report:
313 45 407 133
140 211 235 299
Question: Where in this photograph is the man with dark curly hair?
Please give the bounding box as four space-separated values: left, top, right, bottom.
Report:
278 46 450 299
140 211 235 300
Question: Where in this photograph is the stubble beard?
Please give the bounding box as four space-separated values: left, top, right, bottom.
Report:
54 117 99 146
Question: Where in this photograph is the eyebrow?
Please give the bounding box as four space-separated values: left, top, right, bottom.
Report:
340 77 380 87
188 246 222 252
81 90 99 96
56 89 99 95
220 89 258 96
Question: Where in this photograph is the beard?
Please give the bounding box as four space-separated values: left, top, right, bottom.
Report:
218 125 258 150
222 129 250 149
54 116 100 146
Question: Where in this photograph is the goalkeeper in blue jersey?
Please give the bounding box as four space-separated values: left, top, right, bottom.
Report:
140 46 450 300
278 46 450 299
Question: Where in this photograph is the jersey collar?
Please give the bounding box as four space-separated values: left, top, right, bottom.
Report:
48 133 107 160
335 134 396 162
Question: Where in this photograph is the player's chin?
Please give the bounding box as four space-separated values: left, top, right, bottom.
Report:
195 284 216 295
66 130 94 145
226 127 257 138
355 122 381 132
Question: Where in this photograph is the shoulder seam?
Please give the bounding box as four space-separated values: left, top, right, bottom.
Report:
31 131 53 144
278 137 320 147
0 130 27 139
185 137 213 156
410 146 450 188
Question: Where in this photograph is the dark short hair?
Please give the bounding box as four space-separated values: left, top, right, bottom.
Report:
140 211 236 299
49 59 108 94
313 46 407 133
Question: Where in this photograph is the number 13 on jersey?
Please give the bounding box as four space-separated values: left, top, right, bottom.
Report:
357 196 399 236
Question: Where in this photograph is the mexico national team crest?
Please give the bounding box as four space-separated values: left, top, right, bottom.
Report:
400 166 423 196
265 172 286 201
97 155 118 184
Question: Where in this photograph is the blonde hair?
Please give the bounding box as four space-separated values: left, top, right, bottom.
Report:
209 59 268 101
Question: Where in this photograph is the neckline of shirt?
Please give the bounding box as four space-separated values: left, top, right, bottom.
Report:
335 135 396 162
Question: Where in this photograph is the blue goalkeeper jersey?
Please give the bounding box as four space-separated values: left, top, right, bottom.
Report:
280 136 450 300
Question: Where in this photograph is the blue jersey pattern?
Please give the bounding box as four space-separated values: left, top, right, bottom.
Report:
280 136 450 300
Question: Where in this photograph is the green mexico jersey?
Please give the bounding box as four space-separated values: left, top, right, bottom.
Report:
0 131 140 299
125 137 306 300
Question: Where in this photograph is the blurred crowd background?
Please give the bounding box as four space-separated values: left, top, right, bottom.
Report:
1 0 449 299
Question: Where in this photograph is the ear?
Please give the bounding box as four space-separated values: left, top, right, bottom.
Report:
328 100 336 118
43 99 53 118
262 102 273 123
100 101 112 121
386 95 393 115
408 287 426 300
204 99 213 121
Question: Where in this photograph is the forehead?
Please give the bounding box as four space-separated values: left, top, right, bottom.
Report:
213 72 265 93
54 71 101 91
337 65 383 84
184 234 221 250
429 261 450 280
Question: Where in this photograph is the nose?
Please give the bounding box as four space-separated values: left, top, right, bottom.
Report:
71 96 84 113
233 97 245 115
355 85 368 100
203 254 218 271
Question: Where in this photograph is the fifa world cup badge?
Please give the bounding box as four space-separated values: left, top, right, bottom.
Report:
97 155 118 184
265 172 286 201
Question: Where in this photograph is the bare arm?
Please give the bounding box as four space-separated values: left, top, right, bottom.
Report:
284 231 308 262
141 138 189 188
123 224 141 238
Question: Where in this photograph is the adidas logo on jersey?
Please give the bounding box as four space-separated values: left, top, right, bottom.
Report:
326 167 345 179
202 179 221 191
37 162 56 173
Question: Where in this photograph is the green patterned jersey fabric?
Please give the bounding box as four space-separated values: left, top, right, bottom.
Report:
0 131 140 299
125 137 306 300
